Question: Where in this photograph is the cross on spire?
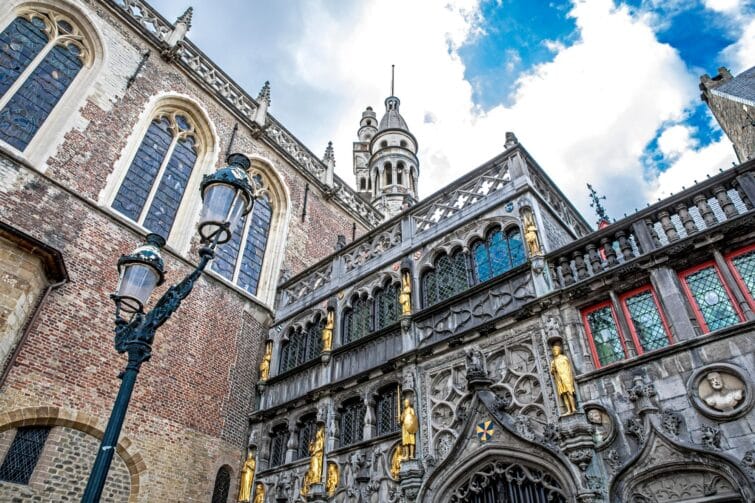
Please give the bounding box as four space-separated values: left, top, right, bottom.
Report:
587 183 610 226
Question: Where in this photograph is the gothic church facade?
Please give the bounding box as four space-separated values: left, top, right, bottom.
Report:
0 1 753 502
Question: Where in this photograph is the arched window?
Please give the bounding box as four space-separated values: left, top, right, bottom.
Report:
343 295 372 344
385 163 393 185
111 110 201 239
472 226 527 283
212 174 273 295
211 465 231 503
296 414 317 460
360 178 366 190
278 316 323 373
375 282 399 330
269 424 289 468
0 426 50 484
375 385 399 436
422 250 471 307
0 10 90 151
339 397 365 447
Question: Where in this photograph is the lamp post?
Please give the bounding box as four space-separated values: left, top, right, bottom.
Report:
81 154 255 503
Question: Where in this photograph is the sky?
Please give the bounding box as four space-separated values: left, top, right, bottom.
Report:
150 0 754 225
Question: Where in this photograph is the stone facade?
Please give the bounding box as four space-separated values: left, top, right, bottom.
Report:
701 66 755 163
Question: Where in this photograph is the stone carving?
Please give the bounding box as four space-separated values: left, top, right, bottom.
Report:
700 425 722 450
281 262 333 306
626 417 646 446
412 160 511 233
542 423 560 448
585 406 613 448
629 471 736 502
606 449 622 475
660 410 683 438
464 346 487 382
426 339 546 461
416 273 535 343
448 460 566 502
742 450 755 480
342 223 401 272
274 471 293 500
700 371 745 411
558 413 596 471
628 375 658 414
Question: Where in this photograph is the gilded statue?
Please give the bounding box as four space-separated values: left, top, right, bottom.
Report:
238 450 256 502
252 482 265 503
523 210 542 256
549 343 577 415
301 425 325 496
399 271 412 316
390 443 405 479
399 398 418 458
322 310 334 352
259 341 272 381
326 461 339 496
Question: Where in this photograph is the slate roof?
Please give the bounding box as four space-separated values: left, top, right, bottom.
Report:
379 107 409 131
713 66 755 106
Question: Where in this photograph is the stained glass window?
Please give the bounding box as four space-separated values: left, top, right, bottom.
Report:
112 112 199 239
584 304 625 367
508 228 526 267
296 414 317 460
210 466 231 503
622 289 670 352
0 426 50 484
731 248 755 301
682 265 741 332
422 250 471 307
376 283 399 330
0 14 86 151
344 296 372 344
213 174 273 296
269 424 288 467
340 398 365 447
376 386 400 436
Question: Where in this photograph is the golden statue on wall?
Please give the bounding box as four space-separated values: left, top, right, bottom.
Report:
301 425 325 496
259 341 272 381
523 210 542 256
399 271 412 316
238 450 256 502
550 343 577 415
252 482 265 503
399 397 418 459
326 461 339 496
322 310 334 352
389 442 405 479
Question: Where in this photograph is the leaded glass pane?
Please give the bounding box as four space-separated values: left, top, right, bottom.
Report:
238 195 272 294
305 319 323 361
279 342 290 373
212 219 243 280
473 241 492 282
142 135 197 237
269 425 288 467
296 416 316 460
0 426 50 484
376 388 399 436
0 17 49 97
112 118 173 221
684 266 740 331
508 229 526 266
345 298 372 342
489 230 511 277
624 290 669 352
732 250 755 299
0 42 83 150
340 400 365 447
585 306 625 366
295 328 307 366
376 284 399 330
422 269 438 307
211 467 231 503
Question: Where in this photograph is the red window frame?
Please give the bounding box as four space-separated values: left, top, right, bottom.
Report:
619 286 673 354
581 300 628 369
725 243 755 311
678 261 745 333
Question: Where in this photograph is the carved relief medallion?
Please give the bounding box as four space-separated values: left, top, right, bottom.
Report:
687 363 752 420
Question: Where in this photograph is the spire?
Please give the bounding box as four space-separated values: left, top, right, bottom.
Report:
176 6 193 29
323 141 335 166
254 81 271 129
257 80 271 106
587 183 610 227
391 64 395 96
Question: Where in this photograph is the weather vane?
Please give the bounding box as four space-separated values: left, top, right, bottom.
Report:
587 183 609 225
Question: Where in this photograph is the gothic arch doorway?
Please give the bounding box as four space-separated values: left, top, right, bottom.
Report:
447 459 568 503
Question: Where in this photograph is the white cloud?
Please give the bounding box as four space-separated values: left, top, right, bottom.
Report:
651 139 734 200
657 124 697 159
722 17 755 73
703 0 746 14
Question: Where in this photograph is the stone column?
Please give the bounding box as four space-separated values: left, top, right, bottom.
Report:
649 267 698 341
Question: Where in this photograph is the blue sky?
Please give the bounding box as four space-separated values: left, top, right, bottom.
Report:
150 0 754 223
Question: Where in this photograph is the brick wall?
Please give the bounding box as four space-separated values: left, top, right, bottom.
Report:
0 238 47 370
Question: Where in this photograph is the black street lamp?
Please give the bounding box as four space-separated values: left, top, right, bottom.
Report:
81 154 256 503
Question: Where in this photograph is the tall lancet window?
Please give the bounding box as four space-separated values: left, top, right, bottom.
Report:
0 10 90 151
212 174 272 295
111 110 200 239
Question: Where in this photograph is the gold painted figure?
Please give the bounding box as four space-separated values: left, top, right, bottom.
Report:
326 461 339 496
301 425 325 496
252 482 265 503
322 310 334 352
390 443 406 479
259 341 272 381
399 398 418 459
399 271 412 316
523 211 542 256
238 450 256 502
550 343 577 415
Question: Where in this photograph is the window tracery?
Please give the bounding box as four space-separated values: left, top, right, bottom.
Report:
278 315 323 373
268 424 288 468
0 8 91 151
339 398 365 447
343 295 372 344
375 385 399 436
